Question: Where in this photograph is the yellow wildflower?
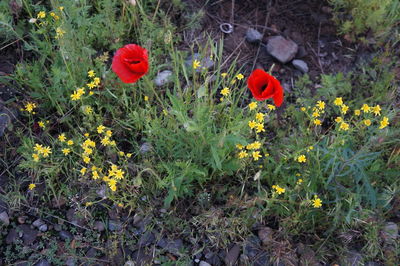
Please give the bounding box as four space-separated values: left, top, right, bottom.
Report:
363 119 371 126
372 105 381 116
255 112 265 122
126 153 132 158
341 104 349 114
144 96 149 101
58 6 64 11
255 123 265 133
238 151 248 159
58 134 66 142
236 144 244 150
101 136 110 146
221 87 230 96
354 109 361 116
118 151 125 156
67 140 74 146
236 73 244 80
28 183 36 190
316 101 325 110
252 151 262 161
34 144 44 153
379 117 389 129
248 102 258 111
267 104 276 111
38 121 45 129
297 155 306 163
311 195 322 208
93 77 100 86
83 106 93 115
221 72 228 77
41 146 52 158
313 119 322 126
32 153 40 162
296 179 303 185
55 27 66 39
97 125 105 133
114 169 125 180
300 107 306 112
62 148 71 155
361 104 370 113
312 111 320 118
339 122 349 131
88 70 95 78
334 97 343 106
192 59 201 69
83 155 91 164
250 141 262 150
37 11 46 19
80 167 87 175
272 185 285 195
248 120 257 129
70 91 82 101
335 117 343 123
24 102 37 113
105 130 112 137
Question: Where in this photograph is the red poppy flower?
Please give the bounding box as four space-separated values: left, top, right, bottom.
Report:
112 44 149 83
247 69 284 107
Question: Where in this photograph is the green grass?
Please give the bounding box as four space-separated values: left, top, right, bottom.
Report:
0 0 399 264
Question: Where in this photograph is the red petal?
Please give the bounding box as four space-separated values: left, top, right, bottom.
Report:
112 44 149 83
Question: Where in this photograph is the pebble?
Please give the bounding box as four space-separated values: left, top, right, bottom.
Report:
0 211 10 225
224 244 241 266
139 142 152 154
245 28 263 43
154 70 173 86
18 224 38 245
292 59 309 73
32 219 45 228
38 224 48 232
94 221 105 232
199 261 212 266
59 230 73 241
108 220 122 231
258 227 274 246
65 257 76 266
266 36 298 64
124 261 135 266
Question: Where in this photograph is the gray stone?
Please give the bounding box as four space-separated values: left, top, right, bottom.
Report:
138 232 155 247
18 224 38 245
139 142 153 154
224 244 241 266
94 221 105 232
38 224 48 232
199 261 211 266
59 230 73 241
124 261 135 266
246 28 263 43
154 70 173 86
292 59 309 73
34 259 51 266
0 112 11 136
6 229 19 244
185 53 214 71
32 219 45 228
382 222 398 245
157 238 184 256
65 257 76 266
108 220 122 231
0 211 9 225
258 227 274 246
266 36 298 63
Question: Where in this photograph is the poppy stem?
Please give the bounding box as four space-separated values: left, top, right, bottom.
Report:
268 64 275 74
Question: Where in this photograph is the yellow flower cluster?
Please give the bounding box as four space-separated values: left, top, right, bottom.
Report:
32 144 52 162
236 141 265 161
311 100 325 126
70 70 101 101
55 27 66 39
297 154 307 163
22 102 37 114
272 185 285 195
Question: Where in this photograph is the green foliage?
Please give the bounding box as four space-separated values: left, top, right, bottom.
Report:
329 0 400 43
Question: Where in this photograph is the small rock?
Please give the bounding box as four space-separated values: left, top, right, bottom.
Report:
94 221 105 232
344 251 363 266
18 224 38 245
157 238 184 256
154 70 173 86
32 219 45 228
292 59 309 73
65 257 76 266
59 230 73 241
224 244 241 266
124 261 135 266
185 53 214 71
0 211 10 225
38 224 48 232
138 232 155 247
34 259 51 266
6 229 19 244
0 112 11 136
139 142 152 154
199 261 212 266
266 36 298 64
108 220 122 231
258 227 274 246
296 46 308 58
382 222 398 245
246 28 263 43
96 184 107 198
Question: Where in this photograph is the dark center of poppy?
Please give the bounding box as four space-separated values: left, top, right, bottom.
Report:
125 58 141 65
